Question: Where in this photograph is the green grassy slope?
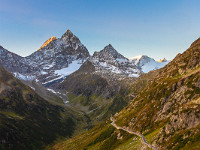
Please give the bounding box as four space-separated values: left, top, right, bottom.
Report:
0 67 86 150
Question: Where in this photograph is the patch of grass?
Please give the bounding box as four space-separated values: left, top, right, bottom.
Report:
115 137 143 150
145 126 163 144
0 111 24 119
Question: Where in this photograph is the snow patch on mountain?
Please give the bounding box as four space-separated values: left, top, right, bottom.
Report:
41 71 48 75
13 73 36 81
116 58 128 63
141 60 169 73
42 59 84 85
54 60 82 77
43 76 64 85
98 62 122 74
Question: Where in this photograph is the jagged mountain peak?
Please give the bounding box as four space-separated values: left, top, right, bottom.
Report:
158 58 167 62
105 44 114 49
61 29 73 38
61 29 80 42
66 29 72 33
37 29 84 52
103 44 126 59
103 44 115 53
93 44 126 61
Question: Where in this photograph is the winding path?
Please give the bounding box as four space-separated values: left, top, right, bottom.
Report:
110 117 157 150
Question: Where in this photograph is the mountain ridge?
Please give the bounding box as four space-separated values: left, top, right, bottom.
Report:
0 30 170 87
38 36 57 51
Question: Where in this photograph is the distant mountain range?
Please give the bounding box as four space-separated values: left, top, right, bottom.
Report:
0 29 169 88
130 55 169 73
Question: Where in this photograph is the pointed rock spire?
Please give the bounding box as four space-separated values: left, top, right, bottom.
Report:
102 44 126 59
66 29 72 34
158 58 167 62
61 29 74 40
105 44 113 48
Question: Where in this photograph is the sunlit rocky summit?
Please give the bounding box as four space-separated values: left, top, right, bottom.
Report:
38 36 57 50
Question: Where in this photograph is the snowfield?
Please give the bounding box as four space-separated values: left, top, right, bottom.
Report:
54 60 82 77
130 55 170 73
13 73 35 81
141 60 169 73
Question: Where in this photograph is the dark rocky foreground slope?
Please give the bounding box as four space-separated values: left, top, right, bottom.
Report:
0 67 86 150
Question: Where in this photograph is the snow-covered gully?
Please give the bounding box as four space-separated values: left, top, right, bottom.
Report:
110 117 157 150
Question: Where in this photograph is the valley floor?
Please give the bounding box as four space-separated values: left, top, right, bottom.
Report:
52 119 162 150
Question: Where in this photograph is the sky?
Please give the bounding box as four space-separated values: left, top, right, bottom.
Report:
1 0 200 60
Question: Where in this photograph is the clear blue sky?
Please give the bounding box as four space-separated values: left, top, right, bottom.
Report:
0 0 200 60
